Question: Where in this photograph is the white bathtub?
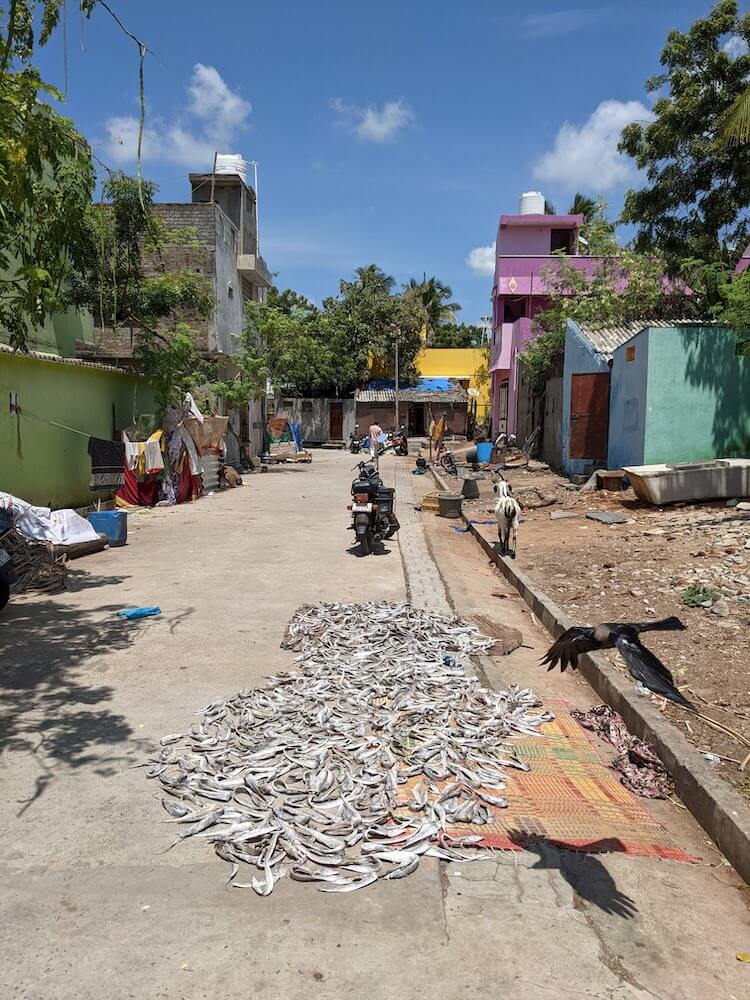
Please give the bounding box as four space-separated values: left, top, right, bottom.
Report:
623 459 750 505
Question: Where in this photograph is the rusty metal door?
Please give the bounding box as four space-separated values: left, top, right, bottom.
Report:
329 401 343 440
569 373 609 460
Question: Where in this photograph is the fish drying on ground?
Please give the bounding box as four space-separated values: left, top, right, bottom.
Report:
147 601 553 894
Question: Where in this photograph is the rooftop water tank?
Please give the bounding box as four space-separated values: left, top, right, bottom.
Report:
215 153 247 182
519 191 545 215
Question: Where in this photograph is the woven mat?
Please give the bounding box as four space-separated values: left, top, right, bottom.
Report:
398 699 696 863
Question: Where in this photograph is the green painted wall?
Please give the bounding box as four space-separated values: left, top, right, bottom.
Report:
0 353 156 509
643 326 750 464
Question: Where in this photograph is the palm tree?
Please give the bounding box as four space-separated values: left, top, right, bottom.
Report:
404 276 460 343
722 86 750 144
354 264 395 295
568 193 598 223
544 199 556 215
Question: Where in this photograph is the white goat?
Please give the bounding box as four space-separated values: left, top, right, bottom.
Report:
494 487 521 558
493 479 512 498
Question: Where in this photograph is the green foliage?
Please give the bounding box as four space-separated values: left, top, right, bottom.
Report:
0 2 100 350
520 251 690 392
403 276 460 343
714 268 750 354
135 323 215 413
680 584 721 607
322 265 423 385
428 323 485 348
619 0 750 274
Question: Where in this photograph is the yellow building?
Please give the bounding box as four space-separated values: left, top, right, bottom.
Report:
417 347 490 427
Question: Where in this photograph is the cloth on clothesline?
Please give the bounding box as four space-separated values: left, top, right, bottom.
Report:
144 430 165 474
87 437 125 491
571 704 674 799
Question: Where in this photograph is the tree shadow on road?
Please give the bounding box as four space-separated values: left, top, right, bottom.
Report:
506 830 637 919
0 591 142 812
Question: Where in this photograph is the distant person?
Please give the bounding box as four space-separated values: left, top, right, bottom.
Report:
369 420 383 471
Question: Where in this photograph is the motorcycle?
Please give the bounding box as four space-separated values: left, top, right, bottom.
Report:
390 425 409 456
348 424 362 454
348 461 399 555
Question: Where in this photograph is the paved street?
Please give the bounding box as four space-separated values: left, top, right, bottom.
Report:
1 451 747 1000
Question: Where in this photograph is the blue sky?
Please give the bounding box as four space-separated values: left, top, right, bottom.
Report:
36 1 745 323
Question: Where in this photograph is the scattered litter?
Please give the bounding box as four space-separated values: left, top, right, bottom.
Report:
585 511 630 525
118 606 161 620
736 953 750 963
571 704 674 798
148 602 554 895
702 753 721 764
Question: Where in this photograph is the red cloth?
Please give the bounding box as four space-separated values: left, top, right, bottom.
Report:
116 466 160 508
176 457 201 503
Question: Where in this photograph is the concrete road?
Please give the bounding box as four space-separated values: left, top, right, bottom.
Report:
0 451 747 1000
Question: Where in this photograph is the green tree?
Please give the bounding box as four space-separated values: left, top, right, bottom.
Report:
428 323 485 348
0 1 99 350
403 276 460 343
322 265 422 384
520 252 690 391
568 193 597 222
619 0 750 276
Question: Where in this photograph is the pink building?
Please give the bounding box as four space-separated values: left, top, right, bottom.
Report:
489 192 601 437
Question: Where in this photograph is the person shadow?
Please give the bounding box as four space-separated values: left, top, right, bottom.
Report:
506 830 637 919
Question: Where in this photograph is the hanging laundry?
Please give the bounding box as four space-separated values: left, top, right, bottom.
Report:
87 437 125 492
144 430 165 474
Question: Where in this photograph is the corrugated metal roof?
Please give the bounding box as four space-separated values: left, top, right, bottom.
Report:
356 377 468 404
572 320 711 361
0 342 136 376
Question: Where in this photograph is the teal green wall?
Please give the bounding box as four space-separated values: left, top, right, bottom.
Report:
643 326 750 464
0 353 155 508
0 300 96 358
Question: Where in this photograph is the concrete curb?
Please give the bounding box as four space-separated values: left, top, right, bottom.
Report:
429 466 750 883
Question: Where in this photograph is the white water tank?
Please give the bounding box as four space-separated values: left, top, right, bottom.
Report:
215 153 247 182
519 191 545 215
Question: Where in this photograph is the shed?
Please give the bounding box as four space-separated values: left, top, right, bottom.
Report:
272 396 355 445
608 324 749 468
355 378 468 437
561 319 685 477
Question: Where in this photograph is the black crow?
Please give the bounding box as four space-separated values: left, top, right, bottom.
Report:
541 617 694 709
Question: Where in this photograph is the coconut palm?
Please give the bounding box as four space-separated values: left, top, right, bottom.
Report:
568 193 599 223
722 86 750 144
404 276 461 343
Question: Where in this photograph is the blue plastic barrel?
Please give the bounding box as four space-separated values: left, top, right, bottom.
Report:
87 510 128 547
476 441 493 463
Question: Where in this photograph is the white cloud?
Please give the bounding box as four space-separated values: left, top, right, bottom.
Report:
465 245 495 277
103 63 251 169
331 97 414 143
522 9 606 38
533 99 654 191
723 34 749 59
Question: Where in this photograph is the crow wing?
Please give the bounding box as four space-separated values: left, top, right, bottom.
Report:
541 627 600 673
613 635 694 709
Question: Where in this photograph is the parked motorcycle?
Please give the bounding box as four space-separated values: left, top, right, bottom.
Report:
348 461 399 555
349 424 362 454
390 425 409 456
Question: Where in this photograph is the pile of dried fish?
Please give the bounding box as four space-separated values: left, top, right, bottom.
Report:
148 602 553 894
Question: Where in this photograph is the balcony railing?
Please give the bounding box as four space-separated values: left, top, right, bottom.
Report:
494 255 607 296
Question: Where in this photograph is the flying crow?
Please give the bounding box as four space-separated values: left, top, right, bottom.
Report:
541 617 693 709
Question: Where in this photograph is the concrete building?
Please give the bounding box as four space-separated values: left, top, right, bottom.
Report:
355 378 468 437
272 396 356 447
417 347 490 432
488 191 601 438
78 170 271 363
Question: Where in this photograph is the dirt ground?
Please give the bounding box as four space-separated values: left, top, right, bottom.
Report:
452 461 750 797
